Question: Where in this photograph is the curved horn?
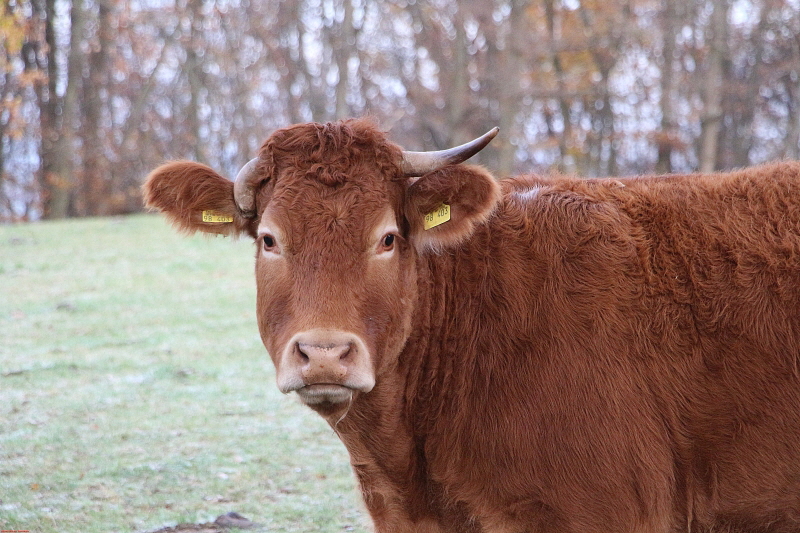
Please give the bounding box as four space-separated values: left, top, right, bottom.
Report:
401 127 499 177
233 157 260 217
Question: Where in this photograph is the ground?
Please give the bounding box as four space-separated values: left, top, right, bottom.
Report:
1 215 369 533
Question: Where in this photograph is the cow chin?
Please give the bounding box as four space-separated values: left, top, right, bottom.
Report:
296 384 355 406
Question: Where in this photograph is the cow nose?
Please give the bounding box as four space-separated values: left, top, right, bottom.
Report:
292 338 354 385
296 342 352 364
276 330 375 396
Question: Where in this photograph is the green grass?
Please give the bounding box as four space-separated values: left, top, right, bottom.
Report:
0 215 369 533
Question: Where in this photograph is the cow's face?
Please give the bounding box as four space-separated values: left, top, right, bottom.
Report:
252 155 416 414
143 120 500 417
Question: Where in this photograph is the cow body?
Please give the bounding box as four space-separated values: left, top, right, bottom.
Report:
144 119 800 533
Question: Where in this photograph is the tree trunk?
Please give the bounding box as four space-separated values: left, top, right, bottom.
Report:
290 1 325 122
655 0 678 174
34 0 85 219
80 0 113 216
446 11 470 147
725 0 768 169
786 36 800 160
185 0 206 163
698 0 728 173
495 0 530 177
0 27 11 215
544 0 575 175
332 0 355 120
35 0 61 219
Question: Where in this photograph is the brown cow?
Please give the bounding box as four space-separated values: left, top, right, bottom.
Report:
144 118 800 533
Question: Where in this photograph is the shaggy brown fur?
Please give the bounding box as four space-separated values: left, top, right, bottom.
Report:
144 118 800 533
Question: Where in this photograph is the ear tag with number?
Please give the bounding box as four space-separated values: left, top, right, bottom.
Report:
423 203 451 230
202 210 234 223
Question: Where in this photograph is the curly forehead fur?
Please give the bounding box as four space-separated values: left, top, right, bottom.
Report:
259 118 404 187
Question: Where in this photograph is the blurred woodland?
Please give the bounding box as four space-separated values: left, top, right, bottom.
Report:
2 0 800 220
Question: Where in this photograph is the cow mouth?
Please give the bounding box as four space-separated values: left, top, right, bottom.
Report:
295 384 354 406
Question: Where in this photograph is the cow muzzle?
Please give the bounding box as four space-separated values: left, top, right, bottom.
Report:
276 329 375 406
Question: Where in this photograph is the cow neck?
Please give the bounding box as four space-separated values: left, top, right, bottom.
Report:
396 211 549 440
329 241 490 527
400 225 501 436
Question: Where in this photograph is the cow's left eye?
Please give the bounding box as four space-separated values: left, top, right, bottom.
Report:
379 233 396 253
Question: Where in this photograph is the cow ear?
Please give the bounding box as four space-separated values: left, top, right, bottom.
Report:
404 164 501 252
143 161 254 237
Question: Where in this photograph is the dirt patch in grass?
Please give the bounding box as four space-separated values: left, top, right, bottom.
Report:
146 511 260 532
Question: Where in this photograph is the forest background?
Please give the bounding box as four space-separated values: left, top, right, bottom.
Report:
1 0 799 221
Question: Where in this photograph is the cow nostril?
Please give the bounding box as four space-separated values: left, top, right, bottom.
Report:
340 344 353 361
295 343 310 362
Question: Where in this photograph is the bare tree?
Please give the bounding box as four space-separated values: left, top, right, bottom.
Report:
698 0 729 172
76 0 113 216
4 0 800 221
29 0 86 218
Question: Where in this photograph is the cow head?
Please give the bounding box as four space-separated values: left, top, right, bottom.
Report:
143 119 500 417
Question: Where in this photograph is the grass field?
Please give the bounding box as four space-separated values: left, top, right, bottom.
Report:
0 215 370 533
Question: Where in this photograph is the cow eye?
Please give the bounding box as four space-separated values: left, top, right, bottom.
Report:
379 233 396 253
262 234 276 250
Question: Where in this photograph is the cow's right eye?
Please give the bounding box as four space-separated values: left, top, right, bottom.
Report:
263 235 276 250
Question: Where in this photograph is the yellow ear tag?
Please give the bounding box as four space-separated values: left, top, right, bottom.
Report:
202 210 234 223
423 203 451 230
